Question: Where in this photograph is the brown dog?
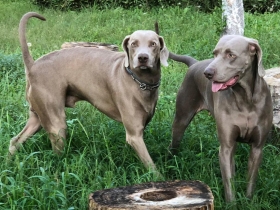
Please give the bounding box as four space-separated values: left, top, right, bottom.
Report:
9 12 169 172
169 35 273 202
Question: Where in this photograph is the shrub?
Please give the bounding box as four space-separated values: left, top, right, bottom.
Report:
30 0 280 13
246 0 280 13
0 53 24 80
30 0 178 10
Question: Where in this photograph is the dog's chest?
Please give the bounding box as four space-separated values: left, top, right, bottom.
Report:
232 109 261 140
216 97 263 141
141 91 158 113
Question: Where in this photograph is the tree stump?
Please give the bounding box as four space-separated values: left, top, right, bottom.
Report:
222 0 245 35
61 41 119 51
264 67 280 143
89 180 214 210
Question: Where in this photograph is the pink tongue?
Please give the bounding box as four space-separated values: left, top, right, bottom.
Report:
212 77 238 92
212 82 224 92
226 77 237 86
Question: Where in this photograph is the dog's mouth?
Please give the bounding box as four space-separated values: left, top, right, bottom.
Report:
137 64 155 70
139 65 148 70
212 76 239 92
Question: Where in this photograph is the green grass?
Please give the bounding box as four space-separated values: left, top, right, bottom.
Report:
1 0 280 209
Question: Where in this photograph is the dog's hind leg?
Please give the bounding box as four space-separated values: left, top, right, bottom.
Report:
39 107 67 155
9 110 42 155
170 78 203 154
26 87 67 155
48 129 66 155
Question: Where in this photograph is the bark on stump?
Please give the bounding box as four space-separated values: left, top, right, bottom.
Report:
61 41 119 51
89 180 214 210
264 67 280 144
222 0 245 35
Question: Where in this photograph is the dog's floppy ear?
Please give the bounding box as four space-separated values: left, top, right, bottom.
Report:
154 21 159 35
159 36 168 67
122 35 130 67
247 38 265 77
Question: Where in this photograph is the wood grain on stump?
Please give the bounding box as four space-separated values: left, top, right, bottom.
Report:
264 67 280 144
61 41 119 51
89 180 214 210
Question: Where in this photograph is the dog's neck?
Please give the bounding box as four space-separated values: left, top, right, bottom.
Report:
233 55 259 103
125 66 161 91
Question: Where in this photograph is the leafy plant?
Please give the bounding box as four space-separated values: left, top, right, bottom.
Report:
0 53 24 80
29 0 280 13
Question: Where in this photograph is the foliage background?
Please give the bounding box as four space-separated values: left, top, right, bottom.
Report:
30 0 280 13
0 0 280 209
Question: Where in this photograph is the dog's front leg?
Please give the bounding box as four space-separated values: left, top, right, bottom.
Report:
219 144 237 202
218 127 237 202
122 115 157 173
125 129 156 171
246 144 263 199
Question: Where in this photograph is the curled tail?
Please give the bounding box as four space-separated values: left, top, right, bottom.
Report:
169 52 198 67
19 12 46 70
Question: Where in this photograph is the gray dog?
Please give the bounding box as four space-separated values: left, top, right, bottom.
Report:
169 35 273 202
9 12 169 173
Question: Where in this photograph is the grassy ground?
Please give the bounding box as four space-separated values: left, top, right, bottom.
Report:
0 0 280 209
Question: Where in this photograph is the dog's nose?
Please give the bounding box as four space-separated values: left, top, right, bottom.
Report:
138 53 149 64
204 67 215 79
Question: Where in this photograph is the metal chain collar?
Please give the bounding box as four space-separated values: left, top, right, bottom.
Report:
125 67 161 91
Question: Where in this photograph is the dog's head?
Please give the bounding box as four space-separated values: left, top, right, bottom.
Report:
122 30 168 70
204 35 265 92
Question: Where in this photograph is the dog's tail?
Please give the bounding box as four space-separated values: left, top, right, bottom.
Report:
19 12 46 70
169 52 198 67
153 22 197 67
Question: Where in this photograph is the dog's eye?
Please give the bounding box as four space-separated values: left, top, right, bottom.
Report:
131 42 136 47
151 42 157 47
213 50 218 58
227 53 236 59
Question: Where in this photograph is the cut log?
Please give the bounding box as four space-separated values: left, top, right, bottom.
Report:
89 180 214 210
264 67 280 144
61 41 119 51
